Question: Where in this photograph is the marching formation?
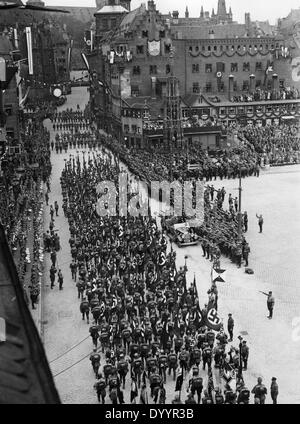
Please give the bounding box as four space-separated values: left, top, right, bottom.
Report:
44 145 273 404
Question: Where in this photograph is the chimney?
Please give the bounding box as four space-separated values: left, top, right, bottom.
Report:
172 10 179 24
185 6 189 18
148 0 155 11
245 13 251 30
200 5 204 18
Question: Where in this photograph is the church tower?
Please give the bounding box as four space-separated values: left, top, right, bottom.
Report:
217 0 227 18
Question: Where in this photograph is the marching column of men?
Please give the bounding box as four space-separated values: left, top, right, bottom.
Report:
57 150 278 404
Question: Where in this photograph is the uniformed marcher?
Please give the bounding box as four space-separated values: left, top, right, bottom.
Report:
271 377 279 404
94 374 106 403
189 368 203 404
251 377 267 404
227 313 234 342
214 387 225 404
89 325 99 348
243 242 250 267
237 383 250 404
256 213 264 233
261 291 275 319
80 297 90 323
117 354 129 389
241 340 249 370
90 348 101 378
167 351 178 381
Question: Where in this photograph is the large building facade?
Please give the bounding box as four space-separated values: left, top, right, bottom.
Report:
88 0 300 148
0 36 20 151
0 4 71 100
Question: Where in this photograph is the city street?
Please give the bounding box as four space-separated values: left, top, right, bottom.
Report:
42 87 300 404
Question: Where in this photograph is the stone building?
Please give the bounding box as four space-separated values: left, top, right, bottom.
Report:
88 0 300 148
0 36 20 149
0 5 71 100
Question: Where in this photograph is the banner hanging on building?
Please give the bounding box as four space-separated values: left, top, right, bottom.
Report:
148 40 160 56
120 69 131 99
67 39 73 74
0 57 6 82
25 27 33 75
13 28 19 49
81 52 90 72
84 30 93 51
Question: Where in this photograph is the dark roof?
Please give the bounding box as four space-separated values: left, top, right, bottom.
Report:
181 93 202 107
119 5 144 31
0 224 60 404
123 96 165 116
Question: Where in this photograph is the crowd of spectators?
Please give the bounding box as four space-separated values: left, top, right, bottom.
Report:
231 87 300 103
0 114 52 303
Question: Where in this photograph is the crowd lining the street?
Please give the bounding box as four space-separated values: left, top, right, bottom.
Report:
44 109 279 404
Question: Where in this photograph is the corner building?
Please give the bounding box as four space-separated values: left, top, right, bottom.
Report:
90 0 300 148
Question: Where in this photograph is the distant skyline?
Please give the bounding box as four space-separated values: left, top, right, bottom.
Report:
46 0 300 25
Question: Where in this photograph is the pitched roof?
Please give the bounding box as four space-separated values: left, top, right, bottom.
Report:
119 5 145 32
171 23 249 39
95 5 128 15
123 96 165 118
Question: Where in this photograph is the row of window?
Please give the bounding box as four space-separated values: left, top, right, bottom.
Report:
131 77 285 96
123 124 142 133
141 30 166 38
123 109 149 118
188 43 283 53
192 79 283 93
201 62 264 73
132 65 171 75
136 43 171 55
131 62 266 77
219 104 299 115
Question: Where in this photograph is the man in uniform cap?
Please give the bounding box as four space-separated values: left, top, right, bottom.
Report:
227 313 234 342
261 291 275 319
241 340 249 370
270 377 279 404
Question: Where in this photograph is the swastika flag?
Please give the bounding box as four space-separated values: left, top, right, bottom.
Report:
204 305 222 331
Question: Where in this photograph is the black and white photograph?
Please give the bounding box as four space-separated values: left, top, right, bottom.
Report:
0 0 300 408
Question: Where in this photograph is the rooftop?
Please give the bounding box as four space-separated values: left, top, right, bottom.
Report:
95 5 128 15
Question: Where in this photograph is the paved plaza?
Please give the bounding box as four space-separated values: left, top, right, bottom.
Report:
41 88 300 404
